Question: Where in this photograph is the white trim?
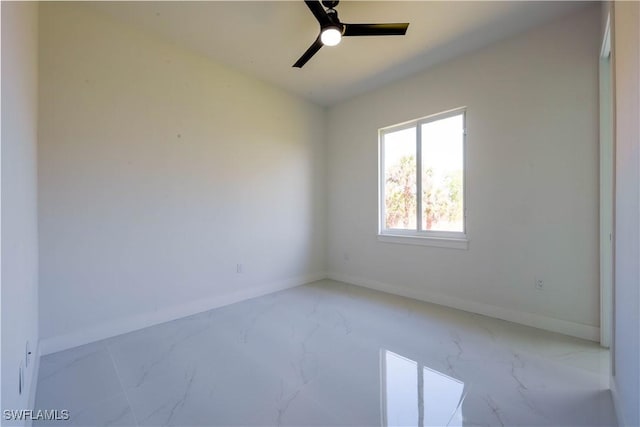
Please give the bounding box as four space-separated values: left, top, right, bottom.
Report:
610 377 625 427
377 234 469 250
416 121 423 229
379 128 387 234
328 272 600 342
379 107 468 131
25 343 41 427
39 272 326 355
601 11 612 59
599 11 614 349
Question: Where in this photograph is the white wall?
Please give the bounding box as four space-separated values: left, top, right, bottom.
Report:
38 3 326 352
1 1 40 421
611 1 640 425
327 6 601 340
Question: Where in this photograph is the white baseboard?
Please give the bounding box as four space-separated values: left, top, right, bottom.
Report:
39 270 599 355
610 377 626 427
328 272 600 342
39 272 326 356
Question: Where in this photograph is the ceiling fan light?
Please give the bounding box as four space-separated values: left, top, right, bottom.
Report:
321 27 342 46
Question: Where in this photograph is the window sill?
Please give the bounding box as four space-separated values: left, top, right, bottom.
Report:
377 233 469 250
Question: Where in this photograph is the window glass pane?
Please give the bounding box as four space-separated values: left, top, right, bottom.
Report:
421 114 464 232
384 127 417 230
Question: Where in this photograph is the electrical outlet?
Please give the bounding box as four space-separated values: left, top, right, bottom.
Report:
535 278 544 290
236 264 243 274
25 341 31 368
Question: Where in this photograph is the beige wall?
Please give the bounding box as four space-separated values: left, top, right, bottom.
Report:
38 3 326 351
611 1 640 425
327 6 601 339
1 1 40 421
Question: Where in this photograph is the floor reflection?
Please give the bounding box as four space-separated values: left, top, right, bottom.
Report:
382 350 465 427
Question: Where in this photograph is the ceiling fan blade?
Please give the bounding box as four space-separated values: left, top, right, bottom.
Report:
304 0 331 27
343 23 409 37
293 37 323 68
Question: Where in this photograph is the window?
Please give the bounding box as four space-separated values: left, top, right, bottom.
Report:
379 108 467 249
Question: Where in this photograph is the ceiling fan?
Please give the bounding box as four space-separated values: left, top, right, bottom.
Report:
293 0 409 68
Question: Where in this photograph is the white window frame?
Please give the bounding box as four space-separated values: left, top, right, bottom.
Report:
378 107 468 250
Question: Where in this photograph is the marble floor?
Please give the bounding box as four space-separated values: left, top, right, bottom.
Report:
34 280 615 427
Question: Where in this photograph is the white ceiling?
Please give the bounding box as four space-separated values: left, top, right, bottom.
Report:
88 1 591 106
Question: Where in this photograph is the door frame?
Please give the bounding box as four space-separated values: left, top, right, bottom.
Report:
599 11 613 349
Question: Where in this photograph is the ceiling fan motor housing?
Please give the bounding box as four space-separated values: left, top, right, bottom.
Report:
321 0 339 9
324 9 343 33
